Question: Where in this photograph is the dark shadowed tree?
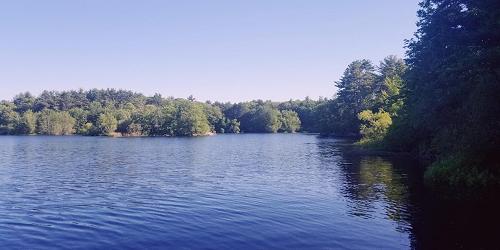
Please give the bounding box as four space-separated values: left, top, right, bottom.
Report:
386 0 500 189
13 92 35 113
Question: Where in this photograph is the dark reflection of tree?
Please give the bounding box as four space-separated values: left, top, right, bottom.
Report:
315 138 414 233
316 137 500 250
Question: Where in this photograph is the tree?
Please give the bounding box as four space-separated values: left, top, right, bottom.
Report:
126 123 143 136
69 108 90 135
236 102 282 133
137 104 175 136
260 107 282 133
14 110 36 134
33 91 58 112
13 92 35 113
246 105 281 133
114 108 132 134
277 98 321 132
386 0 500 189
335 59 377 135
97 112 118 136
280 110 301 133
87 101 104 124
315 57 404 137
0 102 19 134
174 101 210 136
225 119 240 133
37 110 75 135
146 93 164 106
358 109 392 144
373 56 406 115
204 104 225 133
314 98 355 136
223 102 251 121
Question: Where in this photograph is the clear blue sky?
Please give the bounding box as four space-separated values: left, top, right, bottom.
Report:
0 0 418 102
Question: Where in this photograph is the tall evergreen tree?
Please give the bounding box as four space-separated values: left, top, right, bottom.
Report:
334 59 377 135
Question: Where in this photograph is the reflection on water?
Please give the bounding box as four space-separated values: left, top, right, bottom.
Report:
346 158 410 227
320 138 500 250
0 135 498 249
316 139 414 235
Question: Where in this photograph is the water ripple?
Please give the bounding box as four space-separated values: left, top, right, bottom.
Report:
0 134 414 249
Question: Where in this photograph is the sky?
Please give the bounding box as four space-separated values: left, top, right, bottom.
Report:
0 0 419 102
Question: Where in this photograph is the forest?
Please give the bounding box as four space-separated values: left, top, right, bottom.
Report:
1 0 499 190
0 89 309 137
0 54 405 138
384 0 500 192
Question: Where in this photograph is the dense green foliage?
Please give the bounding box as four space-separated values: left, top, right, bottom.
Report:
384 0 500 189
0 89 326 136
358 110 392 144
37 110 75 135
317 56 406 139
280 110 301 133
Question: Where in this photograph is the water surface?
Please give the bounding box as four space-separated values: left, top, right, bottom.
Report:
0 134 497 249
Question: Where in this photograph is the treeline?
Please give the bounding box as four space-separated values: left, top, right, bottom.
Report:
0 89 319 136
0 63 405 138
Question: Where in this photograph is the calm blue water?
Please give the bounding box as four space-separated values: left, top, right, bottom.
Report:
0 134 497 249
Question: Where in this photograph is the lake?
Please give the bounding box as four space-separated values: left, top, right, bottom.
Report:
0 134 497 249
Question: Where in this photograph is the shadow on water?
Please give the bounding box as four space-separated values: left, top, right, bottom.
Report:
316 137 500 250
